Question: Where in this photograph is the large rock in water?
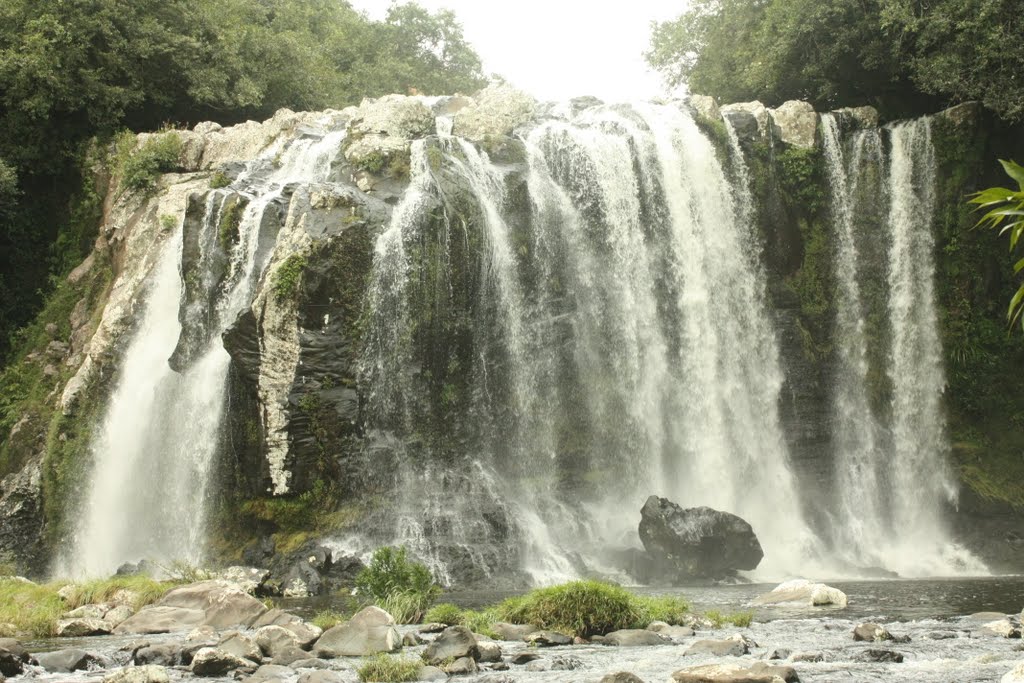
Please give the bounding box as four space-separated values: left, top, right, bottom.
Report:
638 496 763 580
114 581 267 634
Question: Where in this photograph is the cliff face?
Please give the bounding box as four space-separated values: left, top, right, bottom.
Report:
0 87 1021 583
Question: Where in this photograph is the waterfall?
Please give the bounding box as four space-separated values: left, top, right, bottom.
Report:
823 114 984 575
360 102 820 582
65 120 346 577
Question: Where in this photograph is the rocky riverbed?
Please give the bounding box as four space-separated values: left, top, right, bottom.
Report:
4 577 1024 683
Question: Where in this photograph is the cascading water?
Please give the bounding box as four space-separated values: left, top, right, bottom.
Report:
359 102 821 582
822 114 984 575
65 119 347 577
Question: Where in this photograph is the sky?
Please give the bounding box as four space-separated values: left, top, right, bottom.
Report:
349 0 685 102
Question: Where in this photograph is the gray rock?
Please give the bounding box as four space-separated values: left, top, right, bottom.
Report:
752 579 848 608
683 636 749 657
852 622 893 642
105 605 135 627
0 638 28 677
510 651 541 665
116 580 266 635
603 629 670 646
854 648 904 663
523 630 572 646
600 674 645 683
833 106 879 129
290 658 329 669
63 604 108 620
720 101 770 139
418 622 447 634
133 644 186 667
244 663 293 683
57 617 112 637
790 651 825 663
419 665 448 681
424 626 478 665
639 496 763 580
491 622 537 640
215 567 270 595
218 631 262 663
281 621 322 648
927 631 959 640
297 672 344 683
769 100 818 148
527 655 582 671
476 640 501 662
271 645 309 666
34 648 95 672
191 647 254 676
313 618 401 658
978 618 1021 638
766 648 791 660
256 625 303 657
672 662 798 683
647 622 695 639
1003 662 1024 683
446 656 478 674
102 665 171 683
452 84 536 141
688 95 721 124
403 631 424 646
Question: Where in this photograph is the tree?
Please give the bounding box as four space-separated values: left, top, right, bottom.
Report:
646 0 1024 122
969 160 1024 331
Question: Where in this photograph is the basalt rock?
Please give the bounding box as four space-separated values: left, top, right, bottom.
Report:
638 496 763 581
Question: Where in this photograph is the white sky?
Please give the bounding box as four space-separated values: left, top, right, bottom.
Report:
349 0 684 102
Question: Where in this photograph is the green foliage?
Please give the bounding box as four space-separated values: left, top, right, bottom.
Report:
312 609 346 630
117 132 183 192
0 0 487 364
210 171 231 189
634 595 693 625
423 602 463 625
0 576 176 637
492 580 679 638
355 546 441 623
704 609 754 628
969 160 1024 330
356 653 422 683
273 253 307 302
647 0 1024 122
218 198 246 249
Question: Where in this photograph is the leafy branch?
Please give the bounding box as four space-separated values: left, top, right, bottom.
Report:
969 159 1024 330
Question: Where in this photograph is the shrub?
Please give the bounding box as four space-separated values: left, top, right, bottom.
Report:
355 546 441 624
423 602 463 625
494 580 641 638
218 199 246 249
458 607 500 639
118 131 183 192
356 653 421 682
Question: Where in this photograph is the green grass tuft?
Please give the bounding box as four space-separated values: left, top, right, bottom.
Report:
703 609 754 628
423 602 462 625
492 580 652 638
117 131 183 193
311 609 346 630
356 653 422 682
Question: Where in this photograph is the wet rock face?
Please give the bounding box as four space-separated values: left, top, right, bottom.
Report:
0 460 44 574
638 496 763 581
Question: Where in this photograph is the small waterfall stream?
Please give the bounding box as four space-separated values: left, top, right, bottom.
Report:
66 120 347 577
822 114 983 575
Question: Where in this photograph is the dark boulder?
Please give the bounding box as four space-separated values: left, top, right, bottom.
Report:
0 639 30 676
33 648 96 673
638 496 763 581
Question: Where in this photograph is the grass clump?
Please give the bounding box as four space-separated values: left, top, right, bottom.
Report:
495 580 643 638
423 602 463 625
218 198 246 249
635 594 692 625
704 609 754 628
357 653 421 682
117 131 183 193
355 546 441 624
312 609 346 630
0 575 178 638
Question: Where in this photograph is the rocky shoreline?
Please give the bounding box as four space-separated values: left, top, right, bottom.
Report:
3 577 1024 683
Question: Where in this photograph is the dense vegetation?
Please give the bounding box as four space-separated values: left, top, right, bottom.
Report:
646 0 1024 122
0 0 486 362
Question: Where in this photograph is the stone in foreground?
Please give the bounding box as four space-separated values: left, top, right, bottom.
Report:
751 579 847 608
115 581 266 634
312 608 401 658
33 648 95 673
639 496 763 580
684 635 749 657
603 629 670 646
673 662 799 683
103 665 171 683
423 626 478 665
